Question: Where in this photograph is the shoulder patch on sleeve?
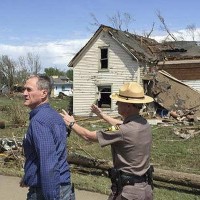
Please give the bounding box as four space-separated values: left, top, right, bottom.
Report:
105 125 120 132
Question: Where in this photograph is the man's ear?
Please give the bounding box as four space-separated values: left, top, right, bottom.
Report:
41 89 48 98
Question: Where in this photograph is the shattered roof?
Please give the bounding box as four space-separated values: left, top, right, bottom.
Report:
68 25 200 67
68 25 161 66
158 41 200 60
106 26 159 62
152 70 200 117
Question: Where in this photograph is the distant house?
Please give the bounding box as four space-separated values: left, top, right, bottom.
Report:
51 76 73 97
68 25 200 116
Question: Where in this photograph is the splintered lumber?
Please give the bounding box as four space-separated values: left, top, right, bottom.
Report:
152 70 200 117
67 153 200 189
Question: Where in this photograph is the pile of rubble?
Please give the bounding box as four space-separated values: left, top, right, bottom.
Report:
0 138 24 168
0 138 22 151
151 70 200 120
142 70 200 139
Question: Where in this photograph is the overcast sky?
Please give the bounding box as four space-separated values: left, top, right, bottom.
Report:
0 0 200 71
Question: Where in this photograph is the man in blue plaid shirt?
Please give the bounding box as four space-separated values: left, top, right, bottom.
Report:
20 75 75 200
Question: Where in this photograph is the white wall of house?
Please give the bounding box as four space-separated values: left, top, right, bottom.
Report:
52 84 73 97
73 31 145 116
182 80 200 92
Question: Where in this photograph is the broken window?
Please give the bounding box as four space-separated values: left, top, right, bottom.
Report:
100 48 108 69
97 86 111 108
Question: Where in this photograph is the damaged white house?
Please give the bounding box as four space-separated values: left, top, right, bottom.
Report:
68 25 200 116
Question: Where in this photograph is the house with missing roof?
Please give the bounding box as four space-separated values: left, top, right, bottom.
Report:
68 25 159 116
156 41 200 91
68 25 200 116
143 41 200 115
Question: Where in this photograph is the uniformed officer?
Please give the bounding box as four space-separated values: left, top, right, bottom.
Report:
60 82 154 200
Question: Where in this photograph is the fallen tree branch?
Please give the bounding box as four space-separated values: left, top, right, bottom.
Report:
67 153 200 189
154 168 200 189
68 152 112 170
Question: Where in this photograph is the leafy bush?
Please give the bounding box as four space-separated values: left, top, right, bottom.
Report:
7 105 28 126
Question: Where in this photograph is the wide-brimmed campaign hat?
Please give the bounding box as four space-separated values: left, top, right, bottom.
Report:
110 82 154 104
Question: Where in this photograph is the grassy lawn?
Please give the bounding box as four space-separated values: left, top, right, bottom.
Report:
0 95 200 199
151 126 200 175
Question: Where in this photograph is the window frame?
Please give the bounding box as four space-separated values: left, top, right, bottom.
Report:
96 85 112 110
99 46 109 71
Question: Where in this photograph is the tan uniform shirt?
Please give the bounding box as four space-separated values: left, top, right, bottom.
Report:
97 114 152 176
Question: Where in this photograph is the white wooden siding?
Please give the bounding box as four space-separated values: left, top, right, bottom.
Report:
73 31 144 116
182 80 200 92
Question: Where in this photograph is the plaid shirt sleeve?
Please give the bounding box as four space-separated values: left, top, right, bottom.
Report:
31 120 60 200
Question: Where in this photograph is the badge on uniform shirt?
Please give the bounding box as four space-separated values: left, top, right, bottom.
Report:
105 124 120 132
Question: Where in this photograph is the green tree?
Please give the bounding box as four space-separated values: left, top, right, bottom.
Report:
44 67 66 76
66 69 73 81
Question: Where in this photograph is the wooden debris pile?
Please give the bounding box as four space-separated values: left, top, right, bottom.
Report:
173 126 200 139
0 137 24 168
150 70 200 122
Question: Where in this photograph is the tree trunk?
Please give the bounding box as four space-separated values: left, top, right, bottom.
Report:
153 168 200 189
68 152 112 170
67 153 200 189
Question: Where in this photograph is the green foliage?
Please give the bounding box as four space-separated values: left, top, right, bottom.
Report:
66 69 73 81
0 95 27 125
8 104 29 126
153 182 200 200
151 126 200 175
44 67 66 76
49 96 72 112
72 172 110 195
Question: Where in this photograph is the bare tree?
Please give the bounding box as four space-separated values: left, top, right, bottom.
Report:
186 24 197 41
0 55 16 90
89 11 134 32
86 13 101 33
107 11 134 31
18 52 41 75
123 12 133 31
27 52 41 74
108 11 123 30
17 56 30 83
0 53 42 91
156 10 177 41
89 13 101 27
143 22 155 38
